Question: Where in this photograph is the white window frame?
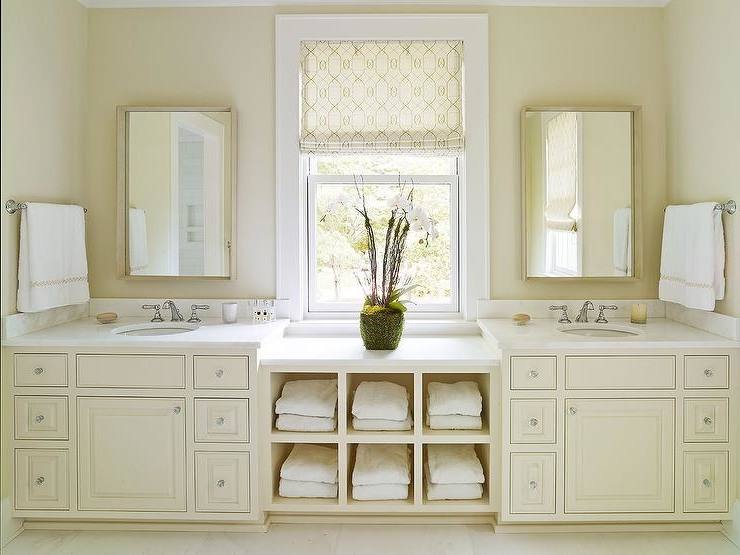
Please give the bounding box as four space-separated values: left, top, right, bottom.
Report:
307 173 460 315
276 14 489 321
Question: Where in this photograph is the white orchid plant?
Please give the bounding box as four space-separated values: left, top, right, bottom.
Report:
332 177 438 314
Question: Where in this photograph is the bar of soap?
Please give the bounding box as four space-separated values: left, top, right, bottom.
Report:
512 313 530 326
96 312 118 324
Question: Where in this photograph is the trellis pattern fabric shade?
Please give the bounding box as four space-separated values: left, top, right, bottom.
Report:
300 40 464 154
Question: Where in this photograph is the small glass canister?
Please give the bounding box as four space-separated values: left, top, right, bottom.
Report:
630 303 647 324
222 302 238 324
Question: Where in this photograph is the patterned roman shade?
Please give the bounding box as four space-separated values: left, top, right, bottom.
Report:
300 40 464 154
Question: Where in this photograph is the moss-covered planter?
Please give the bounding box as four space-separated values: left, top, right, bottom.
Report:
359 308 405 350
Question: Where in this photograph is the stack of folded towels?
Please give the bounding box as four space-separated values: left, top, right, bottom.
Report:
352 444 411 501
426 381 482 430
425 444 484 500
275 379 337 432
351 381 412 431
279 444 338 498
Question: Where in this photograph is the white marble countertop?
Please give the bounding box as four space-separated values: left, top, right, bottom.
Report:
479 318 740 350
258 336 500 367
0 317 290 349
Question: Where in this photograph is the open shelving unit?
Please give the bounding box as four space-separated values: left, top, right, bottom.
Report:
263 365 497 514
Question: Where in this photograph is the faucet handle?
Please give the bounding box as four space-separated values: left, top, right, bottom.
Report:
142 304 163 323
188 304 210 323
595 304 619 324
549 305 571 324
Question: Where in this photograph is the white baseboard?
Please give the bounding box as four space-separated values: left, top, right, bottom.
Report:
494 521 724 534
23 520 268 533
722 500 740 547
1 497 24 548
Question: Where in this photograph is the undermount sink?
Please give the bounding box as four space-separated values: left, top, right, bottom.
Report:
112 322 199 337
556 323 643 338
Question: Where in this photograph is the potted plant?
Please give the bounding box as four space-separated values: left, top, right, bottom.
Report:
345 178 437 350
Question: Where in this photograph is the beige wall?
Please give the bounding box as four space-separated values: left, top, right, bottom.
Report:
665 0 740 318
0 0 88 541
84 5 667 302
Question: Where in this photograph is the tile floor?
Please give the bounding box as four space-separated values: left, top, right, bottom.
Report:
4 525 739 555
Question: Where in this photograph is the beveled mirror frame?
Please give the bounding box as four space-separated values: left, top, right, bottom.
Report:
520 105 642 282
116 105 237 280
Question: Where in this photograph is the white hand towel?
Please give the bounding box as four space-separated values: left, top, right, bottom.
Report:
426 414 482 430
659 202 725 311
352 415 412 431
275 379 338 418
128 208 149 274
280 444 338 484
424 465 483 500
427 381 482 417
276 414 336 432
352 444 410 486
351 381 409 422
17 202 89 313
612 207 632 276
279 478 337 499
426 444 484 485
352 483 408 501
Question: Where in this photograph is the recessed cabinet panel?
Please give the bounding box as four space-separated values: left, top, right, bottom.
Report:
194 356 249 390
685 356 729 389
510 453 555 514
76 355 185 388
15 449 69 510
684 452 728 513
565 356 675 389
14 354 68 386
195 452 250 512
511 399 556 444
77 397 186 511
565 398 674 513
14 396 68 440
195 398 249 443
684 398 729 443
511 357 556 390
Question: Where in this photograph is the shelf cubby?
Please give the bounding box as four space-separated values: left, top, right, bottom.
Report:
270 371 341 439
346 442 416 506
421 372 490 440
270 442 341 507
421 443 492 509
346 371 415 438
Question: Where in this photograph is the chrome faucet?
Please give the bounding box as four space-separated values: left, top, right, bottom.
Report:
595 304 619 324
549 305 572 324
575 301 595 323
161 300 184 322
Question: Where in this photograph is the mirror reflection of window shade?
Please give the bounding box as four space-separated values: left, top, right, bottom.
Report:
544 112 578 231
300 40 464 154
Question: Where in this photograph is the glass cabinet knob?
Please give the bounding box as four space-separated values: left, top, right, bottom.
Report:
529 480 537 489
569 407 577 415
33 367 44 375
215 369 224 378
217 479 226 488
703 416 713 426
35 476 45 486
702 478 712 488
704 368 714 377
216 416 225 426
173 406 182 415
528 417 539 427
34 415 45 423
528 369 539 379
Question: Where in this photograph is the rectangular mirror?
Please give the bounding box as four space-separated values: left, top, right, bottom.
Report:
522 106 640 279
117 106 235 279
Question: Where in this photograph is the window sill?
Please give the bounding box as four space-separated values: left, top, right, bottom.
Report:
286 318 482 338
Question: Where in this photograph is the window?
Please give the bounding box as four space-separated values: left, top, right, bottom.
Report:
307 154 459 312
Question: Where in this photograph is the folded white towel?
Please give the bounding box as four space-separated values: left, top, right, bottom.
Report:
352 483 409 501
275 379 338 418
352 381 409 422
426 444 484 485
612 207 632 276
659 202 725 311
280 444 338 484
424 465 483 500
426 414 482 430
352 444 410 486
352 415 412 431
279 478 337 499
17 202 90 313
276 414 336 432
128 208 148 274
427 381 482 417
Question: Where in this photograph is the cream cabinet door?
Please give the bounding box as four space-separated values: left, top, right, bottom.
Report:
78 397 186 511
565 398 674 513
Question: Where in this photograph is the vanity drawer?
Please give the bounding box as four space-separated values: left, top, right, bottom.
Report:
684 451 728 513
195 451 250 513
77 354 185 388
510 399 556 444
684 398 729 443
685 356 729 389
194 356 249 390
14 354 68 387
15 396 68 439
511 357 556 390
565 356 675 390
510 453 555 514
15 449 69 510
195 398 249 443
